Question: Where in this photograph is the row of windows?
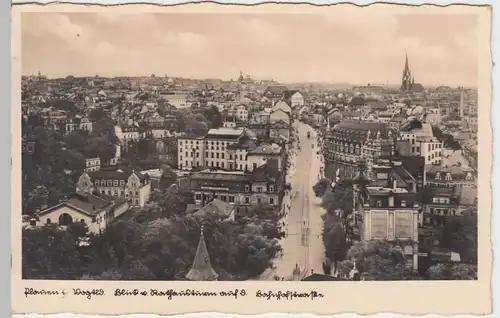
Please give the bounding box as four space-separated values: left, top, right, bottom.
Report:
429 207 458 216
195 193 275 205
179 160 248 170
428 143 442 151
180 152 247 161
94 180 142 187
179 140 235 147
100 189 139 197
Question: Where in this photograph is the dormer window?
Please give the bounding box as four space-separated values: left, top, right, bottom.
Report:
388 196 394 207
466 172 473 181
445 173 452 181
435 172 441 180
401 200 406 207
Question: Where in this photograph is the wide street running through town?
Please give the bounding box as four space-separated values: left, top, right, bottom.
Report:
260 121 325 280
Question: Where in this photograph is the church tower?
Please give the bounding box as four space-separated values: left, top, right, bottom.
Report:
186 226 219 281
401 54 412 91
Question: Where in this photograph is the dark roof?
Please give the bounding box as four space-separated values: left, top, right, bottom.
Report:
251 161 280 182
301 273 348 281
330 120 388 142
88 170 148 182
193 199 234 218
39 191 127 217
421 186 457 202
380 156 425 179
265 85 288 96
367 100 388 111
283 90 300 99
186 228 218 281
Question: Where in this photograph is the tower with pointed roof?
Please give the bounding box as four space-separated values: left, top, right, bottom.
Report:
400 54 424 92
401 54 412 91
186 226 218 281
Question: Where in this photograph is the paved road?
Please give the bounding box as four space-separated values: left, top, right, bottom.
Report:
259 122 325 280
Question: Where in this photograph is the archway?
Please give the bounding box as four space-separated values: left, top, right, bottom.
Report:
58 213 73 226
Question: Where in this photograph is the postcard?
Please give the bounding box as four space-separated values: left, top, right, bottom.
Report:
11 1 492 316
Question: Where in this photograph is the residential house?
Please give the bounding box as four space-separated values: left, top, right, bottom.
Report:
85 157 101 172
76 170 151 207
425 165 476 187
247 143 284 172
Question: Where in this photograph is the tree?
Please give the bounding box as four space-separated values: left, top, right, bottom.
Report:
427 263 477 280
342 240 422 281
84 137 116 163
91 115 119 145
313 178 332 197
22 222 92 279
201 105 223 128
160 164 178 190
440 215 477 264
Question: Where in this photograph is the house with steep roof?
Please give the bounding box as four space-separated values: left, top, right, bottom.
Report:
191 198 235 222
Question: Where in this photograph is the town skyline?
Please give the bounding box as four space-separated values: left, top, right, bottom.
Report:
22 12 478 87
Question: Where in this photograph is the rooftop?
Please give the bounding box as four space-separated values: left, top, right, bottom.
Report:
248 143 282 155
205 127 244 139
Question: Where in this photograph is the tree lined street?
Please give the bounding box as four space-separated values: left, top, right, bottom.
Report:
260 122 325 280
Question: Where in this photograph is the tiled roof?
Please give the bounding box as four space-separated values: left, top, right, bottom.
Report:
193 199 234 218
89 170 148 182
248 143 282 155
39 191 127 217
186 228 218 281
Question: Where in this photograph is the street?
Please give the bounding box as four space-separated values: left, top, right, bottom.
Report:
260 121 325 280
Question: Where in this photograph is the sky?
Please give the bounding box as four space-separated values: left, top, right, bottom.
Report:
21 11 479 87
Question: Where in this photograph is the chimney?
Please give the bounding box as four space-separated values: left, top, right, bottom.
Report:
393 180 397 190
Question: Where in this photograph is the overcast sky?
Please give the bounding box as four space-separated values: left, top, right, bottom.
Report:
21 11 478 86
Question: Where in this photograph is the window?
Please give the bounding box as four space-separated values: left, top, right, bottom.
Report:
221 195 227 202
376 200 382 207
107 180 112 186
120 180 125 186
269 185 274 192
211 153 214 158
229 195 235 203
216 153 219 159
221 153 225 159
245 185 250 192
113 180 118 186
229 154 233 160
257 198 262 204
46 218 51 224
257 187 263 192
445 173 452 181
435 172 441 180
270 198 274 205
388 196 394 207
400 200 406 207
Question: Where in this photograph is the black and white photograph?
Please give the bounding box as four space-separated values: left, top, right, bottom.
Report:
19 5 482 283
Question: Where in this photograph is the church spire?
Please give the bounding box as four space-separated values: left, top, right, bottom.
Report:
404 53 409 73
186 226 218 281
